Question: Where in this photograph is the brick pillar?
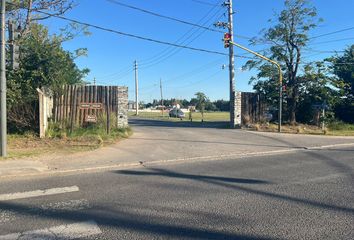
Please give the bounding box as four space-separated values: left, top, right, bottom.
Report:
234 91 242 128
117 86 128 128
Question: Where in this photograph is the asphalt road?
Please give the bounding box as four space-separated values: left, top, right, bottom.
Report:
0 144 353 239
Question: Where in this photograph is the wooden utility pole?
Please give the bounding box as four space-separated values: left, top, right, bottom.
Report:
160 78 164 117
134 60 139 115
227 0 236 128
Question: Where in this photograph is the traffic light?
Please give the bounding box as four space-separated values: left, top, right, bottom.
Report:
223 32 231 48
8 21 21 70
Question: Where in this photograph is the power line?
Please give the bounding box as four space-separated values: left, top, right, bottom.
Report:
309 26 354 40
140 9 226 69
191 0 221 7
106 0 223 33
8 2 229 57
138 57 226 92
139 2 224 67
308 37 354 46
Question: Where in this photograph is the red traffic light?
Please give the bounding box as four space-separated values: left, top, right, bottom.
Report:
224 33 231 48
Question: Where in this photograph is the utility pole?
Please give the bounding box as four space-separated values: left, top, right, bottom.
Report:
93 77 96 85
0 0 6 157
227 0 236 128
134 60 139 115
216 1 237 128
160 78 164 117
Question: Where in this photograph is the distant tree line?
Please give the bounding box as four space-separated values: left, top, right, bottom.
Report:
143 98 230 112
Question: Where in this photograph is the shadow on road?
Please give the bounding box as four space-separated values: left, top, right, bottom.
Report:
118 168 270 184
0 202 273 240
129 118 230 129
252 133 354 184
115 167 354 215
129 136 308 150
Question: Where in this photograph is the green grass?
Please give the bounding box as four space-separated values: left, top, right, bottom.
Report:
129 111 230 122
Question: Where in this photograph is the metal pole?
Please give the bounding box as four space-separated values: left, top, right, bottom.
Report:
0 0 6 157
160 78 163 117
230 41 282 132
134 60 139 116
278 71 282 133
227 0 235 128
322 108 325 131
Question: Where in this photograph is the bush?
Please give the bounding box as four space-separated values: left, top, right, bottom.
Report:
327 120 354 131
334 103 354 124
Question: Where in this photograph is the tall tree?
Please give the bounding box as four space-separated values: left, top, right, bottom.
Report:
7 23 89 132
327 45 354 102
195 92 208 122
7 0 74 34
246 0 322 124
326 45 354 123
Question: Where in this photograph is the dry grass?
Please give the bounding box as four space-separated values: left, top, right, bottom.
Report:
248 123 354 136
3 127 132 160
129 111 230 122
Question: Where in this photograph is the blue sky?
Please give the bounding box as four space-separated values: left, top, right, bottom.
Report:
43 0 354 102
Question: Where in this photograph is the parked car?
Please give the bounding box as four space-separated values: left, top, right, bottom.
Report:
169 109 185 118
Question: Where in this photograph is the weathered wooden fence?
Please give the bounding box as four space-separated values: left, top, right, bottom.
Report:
53 85 128 129
241 92 266 124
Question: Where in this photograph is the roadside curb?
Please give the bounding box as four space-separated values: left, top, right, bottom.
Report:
1 142 353 180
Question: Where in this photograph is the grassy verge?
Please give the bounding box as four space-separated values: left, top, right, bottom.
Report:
129 111 230 122
249 122 354 136
3 126 132 159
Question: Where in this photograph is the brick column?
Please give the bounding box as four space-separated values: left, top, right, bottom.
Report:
117 87 128 128
234 91 242 128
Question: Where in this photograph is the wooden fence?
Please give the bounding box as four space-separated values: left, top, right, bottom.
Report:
52 85 128 130
241 92 266 124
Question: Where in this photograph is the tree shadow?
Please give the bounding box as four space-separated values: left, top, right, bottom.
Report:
117 168 270 184
115 168 354 215
0 202 274 240
252 133 354 182
129 118 230 129
129 137 307 150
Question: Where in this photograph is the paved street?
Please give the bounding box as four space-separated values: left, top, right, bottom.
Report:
0 119 353 239
0 146 353 239
1 118 354 178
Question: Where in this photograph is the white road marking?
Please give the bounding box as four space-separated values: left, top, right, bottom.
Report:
0 186 79 201
40 199 90 211
0 199 90 225
0 220 102 240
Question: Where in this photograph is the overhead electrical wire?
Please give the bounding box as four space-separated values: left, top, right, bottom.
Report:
106 0 223 33
138 1 224 67
7 2 229 57
309 26 354 40
191 0 221 7
140 10 226 69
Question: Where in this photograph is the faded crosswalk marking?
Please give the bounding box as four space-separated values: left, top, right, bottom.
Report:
0 186 79 201
0 220 102 240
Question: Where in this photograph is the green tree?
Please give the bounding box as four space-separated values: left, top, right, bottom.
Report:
7 0 74 34
195 92 208 122
326 45 354 123
296 62 338 124
7 23 89 132
327 45 354 102
246 0 322 124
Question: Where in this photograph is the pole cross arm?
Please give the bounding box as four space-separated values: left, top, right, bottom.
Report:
230 41 283 132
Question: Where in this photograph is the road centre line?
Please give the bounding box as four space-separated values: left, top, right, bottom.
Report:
0 186 79 201
0 220 101 240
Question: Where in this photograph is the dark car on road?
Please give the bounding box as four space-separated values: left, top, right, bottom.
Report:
169 109 185 118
